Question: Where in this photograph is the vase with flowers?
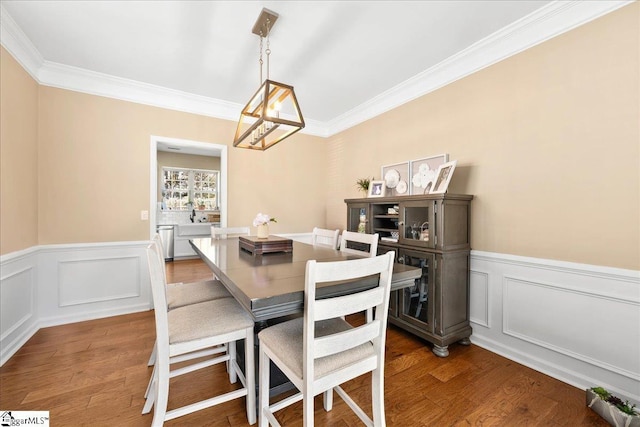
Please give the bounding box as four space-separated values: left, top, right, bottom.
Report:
356 177 371 198
253 213 277 239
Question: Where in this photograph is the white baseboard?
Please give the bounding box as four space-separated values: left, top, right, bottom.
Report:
0 322 39 367
38 303 151 329
470 250 640 403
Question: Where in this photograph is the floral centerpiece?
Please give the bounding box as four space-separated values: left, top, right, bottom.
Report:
253 213 277 239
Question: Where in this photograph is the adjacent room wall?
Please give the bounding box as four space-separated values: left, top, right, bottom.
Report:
0 47 39 255
326 3 639 270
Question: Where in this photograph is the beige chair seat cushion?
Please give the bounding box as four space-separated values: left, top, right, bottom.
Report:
167 279 231 310
169 298 253 345
258 317 374 379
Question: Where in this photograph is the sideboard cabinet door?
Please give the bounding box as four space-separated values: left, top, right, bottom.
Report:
398 200 436 249
397 248 435 334
347 203 369 234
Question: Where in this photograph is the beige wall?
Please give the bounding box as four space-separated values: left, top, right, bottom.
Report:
1 4 638 270
0 45 326 253
327 3 639 270
156 151 221 202
0 47 39 254
34 87 327 245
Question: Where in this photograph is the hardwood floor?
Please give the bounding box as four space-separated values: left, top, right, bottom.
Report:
1 259 607 426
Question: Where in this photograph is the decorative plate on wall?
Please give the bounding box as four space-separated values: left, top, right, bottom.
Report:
384 169 400 188
396 180 408 194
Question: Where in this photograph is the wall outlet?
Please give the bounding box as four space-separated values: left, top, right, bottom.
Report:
140 210 149 221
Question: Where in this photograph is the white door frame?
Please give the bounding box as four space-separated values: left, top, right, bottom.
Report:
149 135 228 238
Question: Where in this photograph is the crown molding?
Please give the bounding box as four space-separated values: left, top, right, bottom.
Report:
39 60 241 120
1 1 632 139
0 4 43 80
37 60 328 137
324 0 633 136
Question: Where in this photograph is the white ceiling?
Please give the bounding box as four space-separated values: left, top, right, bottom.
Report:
0 1 630 138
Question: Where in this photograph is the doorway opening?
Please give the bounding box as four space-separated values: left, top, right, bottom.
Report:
149 136 228 239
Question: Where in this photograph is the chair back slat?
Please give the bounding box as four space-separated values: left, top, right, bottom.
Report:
314 287 384 321
311 227 340 249
314 321 381 359
314 255 389 283
339 231 379 257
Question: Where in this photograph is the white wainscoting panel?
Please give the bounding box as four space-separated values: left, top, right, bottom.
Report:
0 247 39 366
0 241 152 365
37 241 151 327
470 251 640 404
58 256 140 306
1 267 34 337
470 270 490 328
503 276 639 380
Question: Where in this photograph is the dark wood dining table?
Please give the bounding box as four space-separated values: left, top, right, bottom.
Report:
189 236 422 323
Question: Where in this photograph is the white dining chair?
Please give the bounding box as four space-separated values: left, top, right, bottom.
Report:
147 234 232 367
339 231 380 322
258 251 395 427
143 242 256 426
211 226 251 239
145 239 239 403
311 227 340 250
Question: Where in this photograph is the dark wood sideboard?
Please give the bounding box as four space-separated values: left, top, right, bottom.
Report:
345 193 473 357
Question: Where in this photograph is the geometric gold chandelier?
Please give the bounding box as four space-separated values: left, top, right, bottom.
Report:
233 8 305 150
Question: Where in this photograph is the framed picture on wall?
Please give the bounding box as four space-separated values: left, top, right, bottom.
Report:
381 161 410 196
368 180 386 197
409 154 449 195
430 160 457 194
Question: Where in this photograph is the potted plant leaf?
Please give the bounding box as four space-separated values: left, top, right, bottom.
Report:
586 387 639 427
356 177 371 198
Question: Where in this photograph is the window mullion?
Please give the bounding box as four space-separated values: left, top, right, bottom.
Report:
189 171 195 207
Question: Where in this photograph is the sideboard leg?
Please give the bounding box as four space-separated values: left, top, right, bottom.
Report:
432 344 449 357
459 337 471 346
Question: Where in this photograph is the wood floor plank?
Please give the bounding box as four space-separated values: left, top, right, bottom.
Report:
0 259 609 426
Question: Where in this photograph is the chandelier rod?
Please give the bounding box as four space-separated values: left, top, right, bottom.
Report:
265 19 271 82
259 32 263 84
